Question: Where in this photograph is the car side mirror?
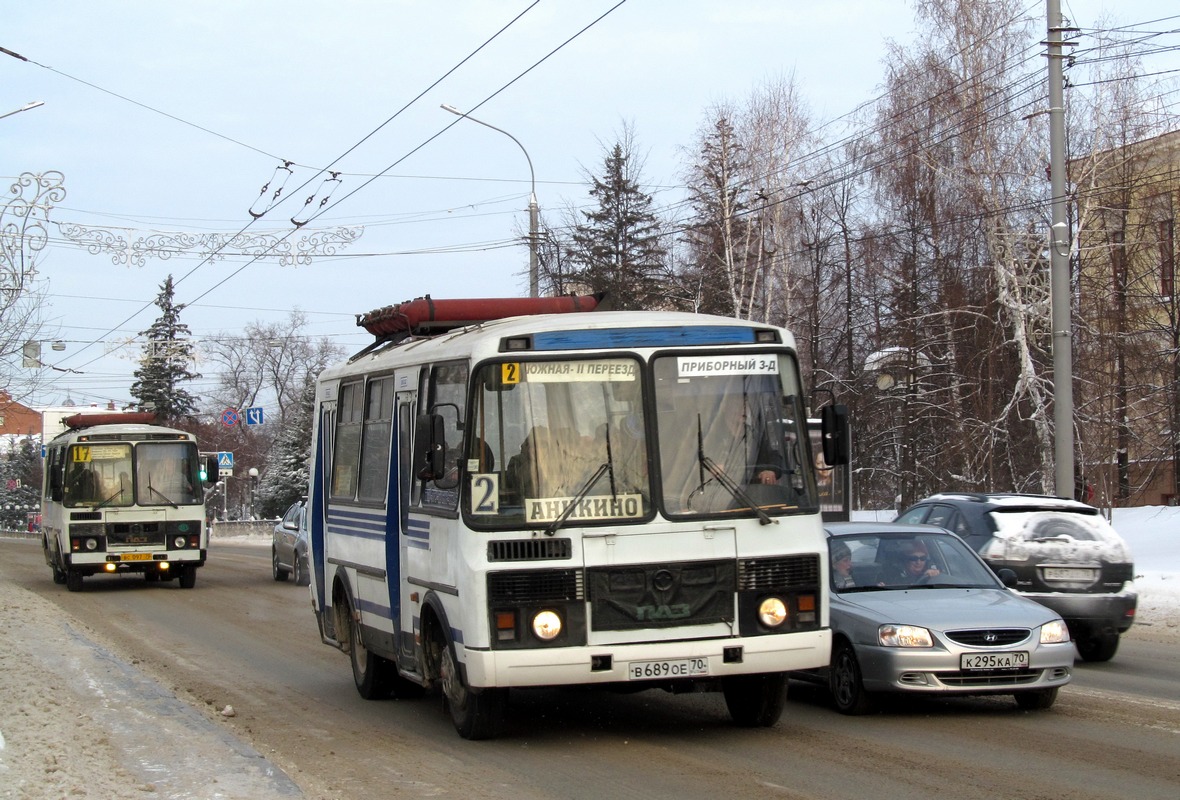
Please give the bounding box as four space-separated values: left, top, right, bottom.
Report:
996 567 1018 587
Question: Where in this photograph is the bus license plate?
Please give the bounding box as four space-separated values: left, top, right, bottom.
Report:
628 658 709 680
960 651 1028 670
120 553 152 561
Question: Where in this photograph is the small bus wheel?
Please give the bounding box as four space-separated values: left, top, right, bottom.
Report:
346 600 392 699
178 565 197 589
439 632 506 740
65 569 84 592
723 672 788 727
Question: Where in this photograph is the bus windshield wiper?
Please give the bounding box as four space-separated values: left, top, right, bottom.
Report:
696 417 775 526
95 485 125 509
543 462 610 538
145 477 179 509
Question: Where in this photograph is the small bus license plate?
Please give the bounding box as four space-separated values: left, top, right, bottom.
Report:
961 651 1028 670
120 553 152 561
628 658 709 680
1044 567 1095 581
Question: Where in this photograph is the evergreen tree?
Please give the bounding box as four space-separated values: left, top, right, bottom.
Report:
256 376 315 518
566 125 668 310
130 275 201 424
0 436 41 530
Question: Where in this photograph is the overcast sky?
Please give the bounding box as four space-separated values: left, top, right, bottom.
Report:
3 1 1176 414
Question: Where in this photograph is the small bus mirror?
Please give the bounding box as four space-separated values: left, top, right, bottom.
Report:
201 455 219 485
820 403 850 466
414 413 446 480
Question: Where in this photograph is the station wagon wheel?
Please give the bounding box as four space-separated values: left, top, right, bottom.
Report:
439 631 505 740
1075 631 1119 662
294 553 310 587
830 640 873 715
1014 686 1058 710
272 547 290 582
722 672 788 727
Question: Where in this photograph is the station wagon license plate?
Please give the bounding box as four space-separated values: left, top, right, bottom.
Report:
1043 567 1096 581
960 651 1028 670
120 553 152 561
628 658 709 680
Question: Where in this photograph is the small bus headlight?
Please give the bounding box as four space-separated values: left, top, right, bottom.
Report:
531 610 563 641
173 536 187 548
85 538 99 551
758 597 788 627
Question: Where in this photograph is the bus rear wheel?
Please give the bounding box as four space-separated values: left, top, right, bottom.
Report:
439 632 505 740
346 601 392 699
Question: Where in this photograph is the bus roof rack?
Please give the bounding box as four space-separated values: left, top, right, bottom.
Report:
63 411 157 430
356 293 605 342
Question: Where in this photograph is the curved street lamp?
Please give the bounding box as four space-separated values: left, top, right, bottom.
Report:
441 104 539 297
0 101 44 121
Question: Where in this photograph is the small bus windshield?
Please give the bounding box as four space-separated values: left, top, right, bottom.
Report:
654 353 816 518
465 356 651 527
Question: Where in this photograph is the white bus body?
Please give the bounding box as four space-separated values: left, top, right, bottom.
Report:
41 413 211 591
307 298 847 738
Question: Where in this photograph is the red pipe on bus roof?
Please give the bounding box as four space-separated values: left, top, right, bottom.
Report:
64 411 158 430
357 293 603 337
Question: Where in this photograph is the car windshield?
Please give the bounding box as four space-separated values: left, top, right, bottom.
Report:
830 532 1002 592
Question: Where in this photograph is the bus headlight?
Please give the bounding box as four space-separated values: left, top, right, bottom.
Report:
173 536 187 548
85 538 99 551
758 597 788 628
531 610 563 641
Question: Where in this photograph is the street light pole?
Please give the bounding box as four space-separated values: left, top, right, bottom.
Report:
441 104 539 297
0 101 44 121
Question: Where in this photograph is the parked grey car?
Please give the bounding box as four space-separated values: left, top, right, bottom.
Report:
897 493 1136 662
796 522 1074 715
271 498 309 586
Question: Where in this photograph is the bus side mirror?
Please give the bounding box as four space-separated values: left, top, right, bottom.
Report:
820 403 850 466
413 413 446 480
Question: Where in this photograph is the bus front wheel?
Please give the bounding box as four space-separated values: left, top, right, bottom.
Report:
438 633 505 740
722 672 788 727
178 565 197 589
65 569 84 592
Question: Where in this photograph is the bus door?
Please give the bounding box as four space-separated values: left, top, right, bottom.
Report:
395 388 418 664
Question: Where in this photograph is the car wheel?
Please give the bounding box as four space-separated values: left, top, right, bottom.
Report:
1076 631 1119 662
439 630 506 740
65 569 84 593
294 553 310 587
722 672 788 727
1014 686 1058 710
830 640 873 715
272 547 290 582
345 599 392 700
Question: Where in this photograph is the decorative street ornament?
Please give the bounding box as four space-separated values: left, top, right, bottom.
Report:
56 222 363 267
1 171 66 301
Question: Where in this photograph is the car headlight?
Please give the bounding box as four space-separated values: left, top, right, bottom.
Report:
758 597 788 628
879 624 933 647
1040 619 1070 644
531 610 563 641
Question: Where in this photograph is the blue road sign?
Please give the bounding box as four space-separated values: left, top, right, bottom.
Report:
218 452 234 468
245 406 265 426
221 408 239 427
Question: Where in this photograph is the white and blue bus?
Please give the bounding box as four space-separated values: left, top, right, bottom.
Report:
41 412 215 592
306 295 849 738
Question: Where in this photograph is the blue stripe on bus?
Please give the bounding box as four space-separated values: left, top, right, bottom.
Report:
530 326 760 350
357 596 391 618
325 509 387 541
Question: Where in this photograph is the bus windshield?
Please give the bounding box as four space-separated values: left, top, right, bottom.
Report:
653 353 816 518
64 442 134 508
465 356 651 527
136 441 202 506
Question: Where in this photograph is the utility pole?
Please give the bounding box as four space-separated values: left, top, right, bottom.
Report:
1047 0 1077 498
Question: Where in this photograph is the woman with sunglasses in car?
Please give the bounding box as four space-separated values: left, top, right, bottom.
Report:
897 540 941 584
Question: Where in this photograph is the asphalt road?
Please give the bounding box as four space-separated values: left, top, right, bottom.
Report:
3 536 1178 800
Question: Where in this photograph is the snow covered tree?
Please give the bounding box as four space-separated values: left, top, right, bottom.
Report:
0 435 41 530
256 376 316 518
130 275 201 424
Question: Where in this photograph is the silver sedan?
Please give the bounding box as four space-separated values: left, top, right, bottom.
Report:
799 522 1074 714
